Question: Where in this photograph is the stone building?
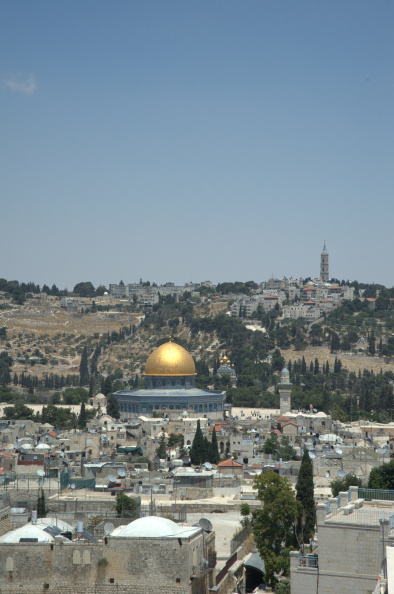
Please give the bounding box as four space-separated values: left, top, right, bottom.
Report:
0 516 216 593
290 486 392 594
115 340 226 420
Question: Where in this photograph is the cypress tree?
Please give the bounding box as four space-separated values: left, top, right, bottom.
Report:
156 433 167 459
78 401 87 429
37 488 47 518
295 449 316 544
190 420 206 465
79 346 89 386
301 356 306 375
210 427 220 464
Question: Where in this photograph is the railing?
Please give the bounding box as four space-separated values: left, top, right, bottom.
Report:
358 488 394 502
299 554 318 568
326 508 390 525
230 524 252 554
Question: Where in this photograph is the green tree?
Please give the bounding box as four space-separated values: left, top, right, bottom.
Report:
37 488 47 518
190 419 208 465
115 492 137 518
78 401 87 429
368 460 394 490
253 472 302 587
331 474 362 497
79 346 89 386
210 426 220 464
272 349 285 372
3 403 35 420
106 394 120 419
102 376 113 396
295 450 316 544
368 332 376 356
240 502 252 527
274 578 291 594
73 282 95 297
330 332 341 353
277 436 296 462
156 433 167 459
263 433 279 456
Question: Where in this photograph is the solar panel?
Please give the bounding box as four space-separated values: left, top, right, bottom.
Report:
81 530 99 543
43 526 63 537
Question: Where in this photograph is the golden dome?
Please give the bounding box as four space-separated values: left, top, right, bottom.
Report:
144 341 196 377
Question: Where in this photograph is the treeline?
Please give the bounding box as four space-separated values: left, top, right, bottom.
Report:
0 277 110 302
12 372 80 391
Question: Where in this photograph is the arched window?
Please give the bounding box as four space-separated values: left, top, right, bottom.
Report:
5 557 13 572
82 550 91 565
73 550 81 565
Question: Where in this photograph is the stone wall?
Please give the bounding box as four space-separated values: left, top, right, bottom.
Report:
0 529 215 594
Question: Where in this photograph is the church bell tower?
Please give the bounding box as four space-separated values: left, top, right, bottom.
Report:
279 368 292 415
320 241 329 282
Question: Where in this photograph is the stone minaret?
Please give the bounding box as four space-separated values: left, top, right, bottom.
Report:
320 241 329 282
279 368 292 415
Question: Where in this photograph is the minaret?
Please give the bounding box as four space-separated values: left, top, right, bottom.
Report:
320 241 329 282
279 368 292 415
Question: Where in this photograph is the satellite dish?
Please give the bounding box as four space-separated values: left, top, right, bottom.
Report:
198 518 213 533
117 468 126 478
70 483 76 490
335 448 343 455
37 469 45 477
107 474 116 483
325 471 330 478
337 469 347 478
104 522 115 535
309 453 316 459
99 451 103 456
204 462 212 470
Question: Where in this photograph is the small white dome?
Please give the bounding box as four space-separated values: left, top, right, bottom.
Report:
113 516 200 539
35 517 73 532
0 524 54 543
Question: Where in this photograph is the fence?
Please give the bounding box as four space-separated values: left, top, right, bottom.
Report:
0 474 59 492
358 488 394 502
230 524 252 554
326 507 391 526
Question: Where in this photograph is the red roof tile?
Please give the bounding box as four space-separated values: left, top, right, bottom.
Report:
218 459 243 467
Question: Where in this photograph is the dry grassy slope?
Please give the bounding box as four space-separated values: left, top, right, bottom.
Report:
0 298 141 379
101 300 228 376
0 298 229 380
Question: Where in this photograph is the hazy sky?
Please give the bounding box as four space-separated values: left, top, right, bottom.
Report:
1 1 393 290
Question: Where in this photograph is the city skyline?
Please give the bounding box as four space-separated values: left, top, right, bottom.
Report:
2 1 393 288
